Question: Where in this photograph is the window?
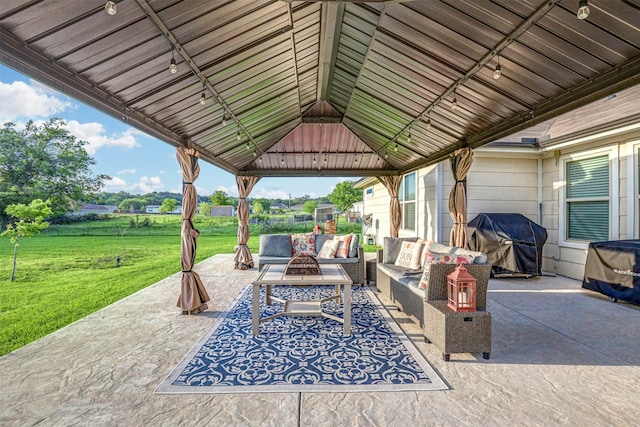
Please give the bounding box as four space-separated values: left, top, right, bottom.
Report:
399 172 416 231
366 187 373 198
565 154 609 241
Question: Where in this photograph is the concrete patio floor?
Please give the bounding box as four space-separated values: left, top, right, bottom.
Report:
1 253 639 426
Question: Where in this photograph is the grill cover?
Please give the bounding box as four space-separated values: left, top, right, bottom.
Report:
467 213 547 276
582 240 640 304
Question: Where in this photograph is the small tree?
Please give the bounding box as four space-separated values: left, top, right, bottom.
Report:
253 198 271 215
198 201 211 216
210 190 231 206
2 199 52 281
303 200 318 214
328 180 362 218
158 198 177 213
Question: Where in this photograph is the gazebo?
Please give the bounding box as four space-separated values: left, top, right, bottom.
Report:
2 0 639 313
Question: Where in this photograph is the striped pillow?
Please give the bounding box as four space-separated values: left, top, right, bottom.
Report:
334 234 352 259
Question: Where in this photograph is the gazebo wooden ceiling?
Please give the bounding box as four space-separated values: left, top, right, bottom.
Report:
1 0 639 178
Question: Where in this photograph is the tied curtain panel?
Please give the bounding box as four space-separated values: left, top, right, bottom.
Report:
449 147 474 248
176 146 210 314
234 175 260 270
378 176 401 238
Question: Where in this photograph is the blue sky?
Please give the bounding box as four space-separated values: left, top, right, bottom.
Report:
0 64 352 199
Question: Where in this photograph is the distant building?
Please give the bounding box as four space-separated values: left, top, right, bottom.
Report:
146 205 182 214
314 204 335 222
210 205 235 217
70 204 118 216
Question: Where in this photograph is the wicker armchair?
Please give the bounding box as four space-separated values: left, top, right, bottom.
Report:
422 264 492 361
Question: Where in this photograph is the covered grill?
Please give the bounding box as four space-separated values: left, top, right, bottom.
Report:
467 213 547 277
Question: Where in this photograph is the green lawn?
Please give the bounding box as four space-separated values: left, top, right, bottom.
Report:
0 215 376 356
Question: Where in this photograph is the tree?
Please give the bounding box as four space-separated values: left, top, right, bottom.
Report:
198 201 211 216
252 198 271 215
117 198 146 212
210 190 231 206
328 180 362 216
2 199 52 281
158 198 177 213
0 120 109 224
302 200 318 214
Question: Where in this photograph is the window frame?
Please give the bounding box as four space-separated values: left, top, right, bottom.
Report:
559 147 618 249
399 171 417 232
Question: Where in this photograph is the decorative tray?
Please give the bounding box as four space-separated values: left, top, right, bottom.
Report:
285 254 320 275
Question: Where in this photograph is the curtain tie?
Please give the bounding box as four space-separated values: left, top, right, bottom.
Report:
182 270 192 273
183 181 193 185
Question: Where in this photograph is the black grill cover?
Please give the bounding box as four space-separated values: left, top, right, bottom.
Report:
467 213 547 276
582 240 640 304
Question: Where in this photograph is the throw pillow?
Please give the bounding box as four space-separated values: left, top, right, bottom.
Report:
418 252 474 290
317 239 340 258
291 233 316 256
394 241 423 270
334 234 352 259
348 233 359 258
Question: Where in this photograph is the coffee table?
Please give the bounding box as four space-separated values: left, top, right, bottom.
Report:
251 263 353 335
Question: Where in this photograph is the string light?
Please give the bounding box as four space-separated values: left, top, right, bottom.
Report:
577 0 590 19
426 118 432 131
236 125 241 141
394 143 398 152
245 141 250 150
493 55 502 80
384 151 388 159
407 130 412 145
253 149 257 157
451 92 458 110
105 1 117 15
199 83 206 105
222 115 227 126
169 48 177 74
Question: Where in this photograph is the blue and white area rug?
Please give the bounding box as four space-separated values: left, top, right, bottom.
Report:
156 285 448 393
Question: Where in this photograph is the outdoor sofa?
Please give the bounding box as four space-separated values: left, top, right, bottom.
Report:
376 237 492 327
257 233 365 285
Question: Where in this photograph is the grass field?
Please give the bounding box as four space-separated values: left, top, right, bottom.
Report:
0 214 373 356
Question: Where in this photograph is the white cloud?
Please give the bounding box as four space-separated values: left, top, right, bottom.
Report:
252 187 289 200
0 80 73 122
117 169 136 175
102 175 164 194
63 120 139 155
215 184 239 198
103 176 128 192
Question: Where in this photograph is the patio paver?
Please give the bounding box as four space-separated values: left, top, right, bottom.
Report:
1 254 638 426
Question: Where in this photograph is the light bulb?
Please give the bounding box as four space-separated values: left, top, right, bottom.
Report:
253 149 257 157
577 0 590 19
394 143 398 152
222 116 227 126
105 1 117 15
313 156 316 164
385 151 388 159
493 64 502 80
199 92 206 105
407 134 412 144
259 156 263 163
281 156 285 164
452 96 458 110
324 155 327 164
169 57 177 74
245 141 250 150
237 131 241 141
426 119 431 131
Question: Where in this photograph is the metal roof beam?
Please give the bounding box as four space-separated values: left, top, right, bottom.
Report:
318 2 344 100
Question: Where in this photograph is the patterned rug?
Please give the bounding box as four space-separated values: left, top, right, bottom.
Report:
156 285 448 393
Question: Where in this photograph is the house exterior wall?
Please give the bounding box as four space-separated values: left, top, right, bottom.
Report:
359 121 640 281
540 126 640 279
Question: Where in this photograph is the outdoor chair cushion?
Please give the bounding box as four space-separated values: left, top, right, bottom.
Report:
258 234 292 257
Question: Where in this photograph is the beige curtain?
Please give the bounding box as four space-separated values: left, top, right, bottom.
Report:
176 146 210 314
234 175 260 269
378 175 402 238
449 147 474 248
